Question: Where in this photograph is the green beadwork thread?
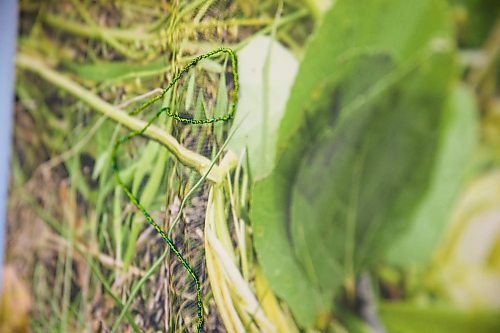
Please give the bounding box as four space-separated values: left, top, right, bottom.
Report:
111 47 238 332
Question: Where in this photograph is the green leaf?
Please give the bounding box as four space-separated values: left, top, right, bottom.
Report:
276 0 452 154
380 302 500 333
215 67 228 118
185 71 196 112
131 141 160 195
228 36 298 181
214 65 228 142
385 84 478 266
290 50 454 294
195 90 207 119
64 58 167 82
252 173 326 326
250 0 456 327
448 0 500 47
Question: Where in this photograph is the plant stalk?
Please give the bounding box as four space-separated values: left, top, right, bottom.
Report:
16 53 223 182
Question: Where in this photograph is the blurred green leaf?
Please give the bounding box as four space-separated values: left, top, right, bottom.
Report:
185 71 196 112
228 36 298 181
449 0 499 47
380 302 500 333
251 0 456 327
386 84 478 266
214 65 228 142
290 48 454 298
131 141 160 194
275 0 453 154
64 58 166 82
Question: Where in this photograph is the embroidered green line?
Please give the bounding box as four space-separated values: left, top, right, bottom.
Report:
131 47 239 124
111 48 238 332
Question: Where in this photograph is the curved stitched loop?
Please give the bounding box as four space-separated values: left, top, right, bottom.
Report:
131 47 239 124
112 48 239 332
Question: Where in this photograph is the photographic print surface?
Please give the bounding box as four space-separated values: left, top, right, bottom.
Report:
2 1 500 332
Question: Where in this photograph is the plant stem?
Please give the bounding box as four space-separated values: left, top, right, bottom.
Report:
234 9 308 51
44 13 154 42
16 53 223 182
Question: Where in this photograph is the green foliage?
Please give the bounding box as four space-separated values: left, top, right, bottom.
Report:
64 58 167 82
448 0 499 47
380 302 500 333
228 36 298 181
386 84 478 266
251 0 457 327
291 50 453 291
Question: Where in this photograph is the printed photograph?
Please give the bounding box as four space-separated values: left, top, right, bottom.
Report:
1 0 499 332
